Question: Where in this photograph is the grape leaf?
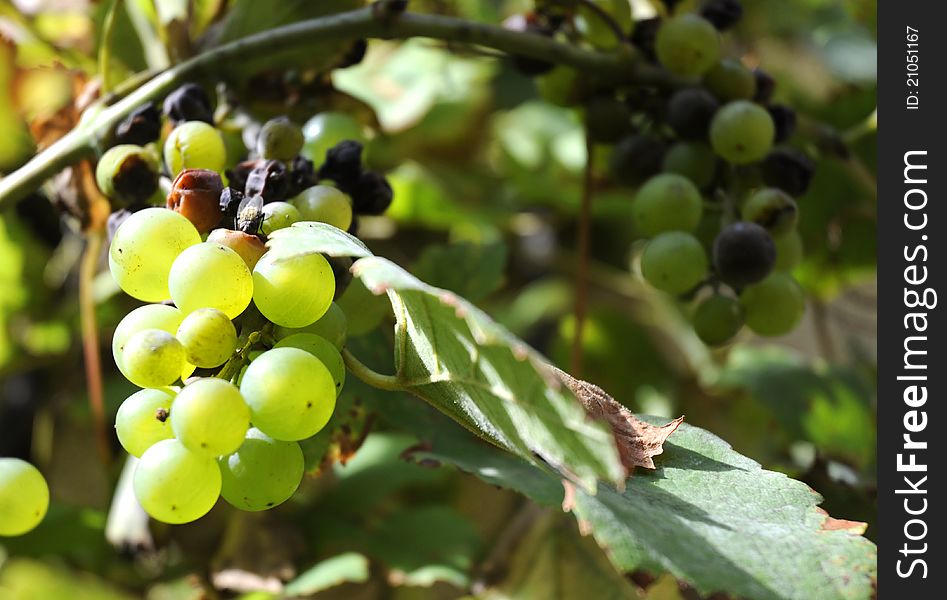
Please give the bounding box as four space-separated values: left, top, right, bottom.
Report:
283 553 370 597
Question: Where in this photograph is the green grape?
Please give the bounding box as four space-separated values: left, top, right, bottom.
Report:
239 348 336 441
710 100 775 165
219 428 304 511
740 272 805 336
662 142 718 189
123 329 187 388
703 59 757 101
95 144 160 205
576 0 633 50
260 202 301 236
302 112 365 165
290 186 353 231
655 15 720 76
176 308 237 368
742 187 798 236
640 232 708 295
164 121 227 177
113 304 183 375
252 251 335 328
115 387 176 457
336 278 390 337
109 207 201 302
171 378 250 457
693 295 743 345
134 438 221 524
257 117 304 161
632 173 703 236
168 242 254 319
774 230 803 271
0 458 49 536
275 333 345 396
274 302 347 350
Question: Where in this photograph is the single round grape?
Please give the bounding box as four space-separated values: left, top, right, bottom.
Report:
693 295 743 345
252 251 335 328
109 207 201 302
275 333 345 396
610 134 667 186
260 202 301 237
633 173 703 236
123 329 187 388
655 15 720 76
171 378 249 458
710 100 775 165
176 308 238 368
207 228 267 271
640 232 708 295
768 104 797 144
762 148 815 196
302 112 365 165
774 231 803 272
113 304 184 376
164 121 227 177
701 0 744 31
257 117 304 161
219 428 304 511
274 302 347 350
0 458 49 536
115 387 176 457
336 278 389 337
712 222 777 287
575 0 633 50
240 348 336 441
667 88 719 141
740 273 805 336
166 169 224 234
702 59 756 101
742 188 798 236
95 144 160 205
169 242 254 319
662 142 718 189
291 186 353 231
134 439 221 524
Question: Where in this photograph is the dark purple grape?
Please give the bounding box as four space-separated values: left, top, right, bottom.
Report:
631 17 661 62
318 140 364 186
114 103 161 145
667 88 719 140
610 135 667 185
162 83 214 124
713 222 777 287
753 69 776 104
767 104 797 144
700 0 743 31
348 171 393 215
761 148 815 196
244 159 290 203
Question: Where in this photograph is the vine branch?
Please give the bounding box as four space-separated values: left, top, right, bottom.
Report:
0 7 676 209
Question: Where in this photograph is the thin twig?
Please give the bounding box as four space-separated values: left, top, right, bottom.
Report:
79 228 110 463
570 134 595 376
342 348 404 391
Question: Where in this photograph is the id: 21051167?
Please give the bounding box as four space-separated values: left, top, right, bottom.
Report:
907 26 919 110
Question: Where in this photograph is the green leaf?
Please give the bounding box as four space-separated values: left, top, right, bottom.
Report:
267 227 625 491
478 513 642 600
284 553 370 597
412 242 507 302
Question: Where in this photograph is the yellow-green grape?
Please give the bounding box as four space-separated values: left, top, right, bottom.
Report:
740 272 806 336
239 348 336 441
336 277 389 337
133 439 221 524
219 428 304 511
168 243 254 319
257 116 304 161
113 304 195 382
95 144 160 205
576 0 633 50
632 173 704 236
122 329 187 388
170 378 250 458
662 142 718 189
0 458 49 536
703 59 757 101
275 333 345 396
274 302 347 350
261 202 301 236
115 388 176 457
774 231 803 271
176 308 237 368
655 15 720 77
302 112 365 165
742 187 799 236
109 207 201 302
252 251 335 328
710 100 775 165
640 232 708 295
693 295 744 346
290 186 353 231
164 121 227 177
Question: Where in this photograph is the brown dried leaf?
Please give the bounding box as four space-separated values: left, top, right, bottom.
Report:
551 367 683 476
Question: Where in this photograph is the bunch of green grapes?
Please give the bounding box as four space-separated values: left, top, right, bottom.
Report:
516 0 811 346
98 83 397 524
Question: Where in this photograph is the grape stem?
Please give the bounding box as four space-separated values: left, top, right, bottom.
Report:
0 6 680 209
342 348 405 392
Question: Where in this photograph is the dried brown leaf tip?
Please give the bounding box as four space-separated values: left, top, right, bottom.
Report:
552 367 683 476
